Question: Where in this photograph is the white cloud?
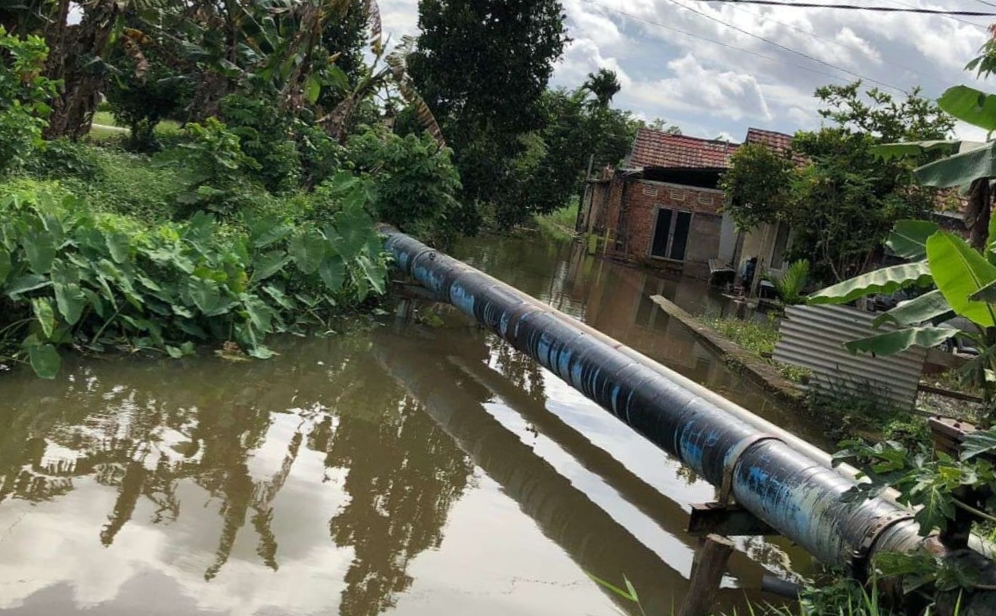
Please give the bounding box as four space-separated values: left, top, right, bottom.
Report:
627 54 772 122
380 0 995 141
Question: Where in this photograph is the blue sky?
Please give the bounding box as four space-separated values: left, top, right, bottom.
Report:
380 0 996 142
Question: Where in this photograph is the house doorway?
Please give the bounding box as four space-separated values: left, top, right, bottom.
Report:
650 208 692 261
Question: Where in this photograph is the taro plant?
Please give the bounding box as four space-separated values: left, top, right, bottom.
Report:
0 182 387 379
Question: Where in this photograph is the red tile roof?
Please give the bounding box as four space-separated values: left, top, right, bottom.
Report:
628 128 740 170
744 128 793 154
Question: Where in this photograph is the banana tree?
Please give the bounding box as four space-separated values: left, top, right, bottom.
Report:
810 218 996 424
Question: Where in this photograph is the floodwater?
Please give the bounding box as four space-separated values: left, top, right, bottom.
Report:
0 233 815 616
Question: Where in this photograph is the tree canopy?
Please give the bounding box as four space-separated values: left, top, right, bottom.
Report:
721 82 954 282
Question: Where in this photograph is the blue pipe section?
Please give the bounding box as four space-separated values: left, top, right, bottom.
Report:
383 229 996 613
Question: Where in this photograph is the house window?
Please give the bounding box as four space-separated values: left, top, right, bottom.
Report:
650 208 693 261
642 185 659 197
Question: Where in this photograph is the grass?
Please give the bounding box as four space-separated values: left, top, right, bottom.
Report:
701 314 812 384
58 147 186 221
89 111 183 139
533 199 579 240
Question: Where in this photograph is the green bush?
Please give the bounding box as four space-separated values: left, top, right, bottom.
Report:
156 118 261 217
0 183 387 379
59 147 184 221
0 27 59 176
345 126 462 244
27 138 104 180
221 94 301 193
295 121 343 188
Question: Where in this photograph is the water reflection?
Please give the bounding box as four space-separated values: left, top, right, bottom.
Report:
0 234 814 616
0 339 479 615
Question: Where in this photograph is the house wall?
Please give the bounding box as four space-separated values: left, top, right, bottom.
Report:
609 179 725 279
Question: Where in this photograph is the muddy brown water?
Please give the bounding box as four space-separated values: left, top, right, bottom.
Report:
0 234 818 616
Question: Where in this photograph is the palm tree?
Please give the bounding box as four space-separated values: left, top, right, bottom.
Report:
582 68 621 110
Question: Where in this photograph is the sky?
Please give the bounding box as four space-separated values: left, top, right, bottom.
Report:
378 0 996 143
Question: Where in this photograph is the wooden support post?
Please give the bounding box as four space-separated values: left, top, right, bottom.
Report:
678 534 735 616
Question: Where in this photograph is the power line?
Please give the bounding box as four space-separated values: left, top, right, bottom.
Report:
975 0 996 9
580 0 896 88
694 0 950 86
886 0 987 30
690 0 996 16
661 0 906 91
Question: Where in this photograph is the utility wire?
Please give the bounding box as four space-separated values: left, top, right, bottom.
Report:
580 0 895 88
661 0 906 91
886 0 988 29
689 0 996 16
975 0 996 9
700 0 950 86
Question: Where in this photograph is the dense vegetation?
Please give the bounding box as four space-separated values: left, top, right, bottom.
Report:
722 83 954 284
0 0 675 378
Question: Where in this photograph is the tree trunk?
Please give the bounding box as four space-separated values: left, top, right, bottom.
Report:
968 178 993 252
44 0 120 140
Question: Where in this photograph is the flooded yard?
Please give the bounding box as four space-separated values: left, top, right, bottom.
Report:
0 233 813 616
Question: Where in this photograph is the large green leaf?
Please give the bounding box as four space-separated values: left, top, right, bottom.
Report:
962 430 996 460
242 296 274 332
5 274 50 298
845 326 958 356
872 290 952 328
23 229 56 274
105 231 131 264
872 140 962 162
915 141 996 189
886 220 939 261
0 249 10 286
289 229 326 275
319 255 346 292
54 282 86 325
356 254 386 295
926 231 996 327
305 75 321 104
911 482 956 537
938 85 996 132
187 277 222 314
28 343 61 379
251 250 289 284
31 297 55 339
808 261 932 305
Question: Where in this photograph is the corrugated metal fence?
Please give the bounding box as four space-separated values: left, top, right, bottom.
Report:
773 305 926 409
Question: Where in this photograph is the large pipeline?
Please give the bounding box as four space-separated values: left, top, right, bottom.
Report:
383 229 996 614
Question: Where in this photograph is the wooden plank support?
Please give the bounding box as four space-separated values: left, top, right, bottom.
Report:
688 502 779 537
678 534 736 616
391 280 443 302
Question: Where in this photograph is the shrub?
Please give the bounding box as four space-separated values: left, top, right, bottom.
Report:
156 118 261 217
0 27 59 176
27 138 103 180
220 94 301 193
345 126 462 245
0 184 387 378
296 121 343 188
767 259 810 306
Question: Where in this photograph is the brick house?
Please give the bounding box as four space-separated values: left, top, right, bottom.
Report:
577 129 740 279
